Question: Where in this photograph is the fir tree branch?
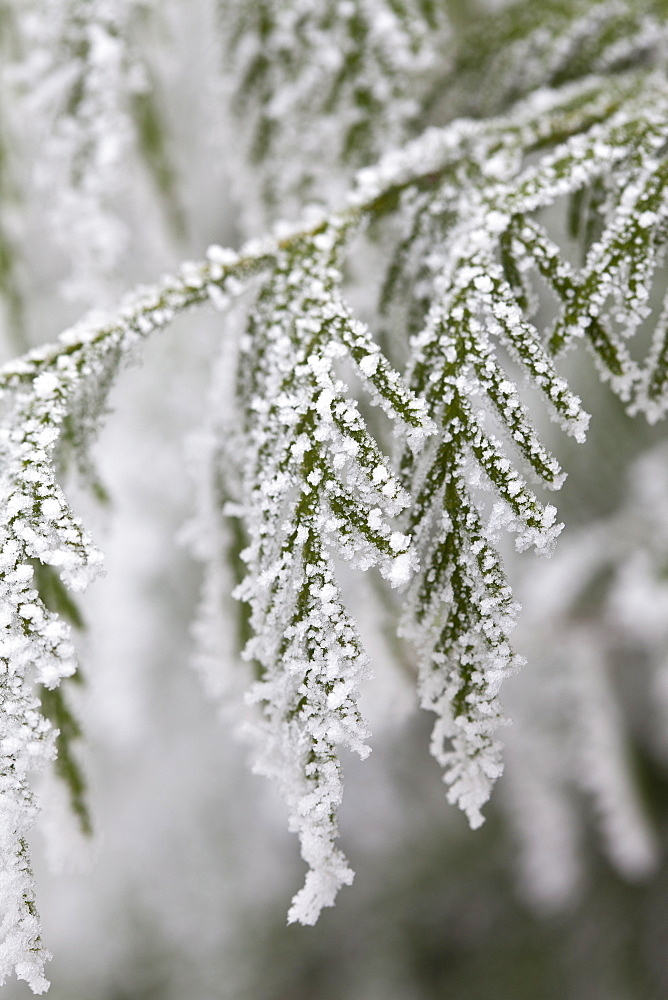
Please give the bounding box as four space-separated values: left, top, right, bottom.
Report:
4 37 668 979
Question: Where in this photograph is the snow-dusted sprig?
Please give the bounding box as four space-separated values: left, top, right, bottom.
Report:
232 227 430 923
0 366 102 992
548 166 668 351
378 69 668 356
207 63 658 861
377 84 668 827
217 0 451 217
386 71 668 824
0 253 262 990
398 227 588 825
508 216 639 396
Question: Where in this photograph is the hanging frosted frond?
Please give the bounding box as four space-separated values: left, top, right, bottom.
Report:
183 58 668 872
380 69 668 401
397 230 587 825
0 371 97 991
377 75 668 826
217 0 451 216
497 99 668 413
0 256 247 986
231 225 430 923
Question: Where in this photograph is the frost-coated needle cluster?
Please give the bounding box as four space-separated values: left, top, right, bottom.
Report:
4 0 668 991
230 227 429 922
0 367 102 992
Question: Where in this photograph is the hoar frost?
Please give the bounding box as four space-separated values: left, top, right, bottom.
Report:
5 3 668 982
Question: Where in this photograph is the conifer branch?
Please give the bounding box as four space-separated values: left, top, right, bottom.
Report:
4 4 668 982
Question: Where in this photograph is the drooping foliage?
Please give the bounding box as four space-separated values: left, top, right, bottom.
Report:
2 0 668 991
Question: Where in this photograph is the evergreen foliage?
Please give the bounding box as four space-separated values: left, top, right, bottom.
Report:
2 0 668 990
